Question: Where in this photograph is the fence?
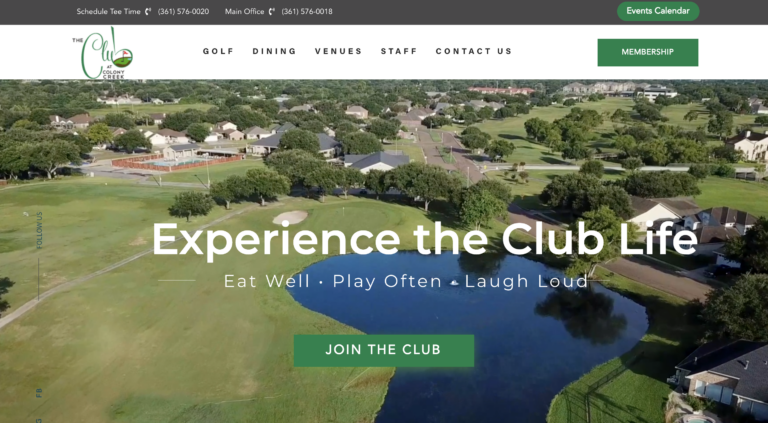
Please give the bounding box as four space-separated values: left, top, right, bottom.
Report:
111 154 244 172
584 352 645 423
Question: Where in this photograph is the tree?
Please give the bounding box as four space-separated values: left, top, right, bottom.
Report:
486 139 516 162
230 108 271 130
369 118 400 141
711 163 736 178
552 206 637 279
611 109 631 122
186 122 211 142
755 115 768 127
209 177 238 210
688 163 710 180
279 129 320 153
700 274 768 342
340 131 382 154
579 160 604 178
389 162 459 211
684 110 699 122
0 276 14 317
518 171 529 183
0 143 32 180
245 167 291 206
725 217 768 274
114 129 151 153
613 134 638 157
473 179 513 204
755 163 767 183
29 141 81 179
265 149 325 191
561 142 593 161
477 106 494 121
104 113 136 130
169 191 215 222
364 169 389 199
563 99 577 107
540 173 633 218
337 166 365 199
621 171 701 198
494 106 516 119
708 111 734 140
305 165 338 202
85 123 113 147
621 156 644 172
460 187 506 230
524 117 551 141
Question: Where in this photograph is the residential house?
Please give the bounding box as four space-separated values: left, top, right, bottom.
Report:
216 121 238 131
344 151 411 174
68 114 92 129
162 144 202 160
467 87 534 95
247 131 341 158
396 113 423 129
204 132 221 143
671 340 768 421
411 108 434 119
275 122 296 133
725 130 768 161
288 104 314 113
149 113 166 125
561 82 591 94
243 126 274 140
425 91 448 98
628 196 700 229
151 98 165 105
222 129 244 141
396 101 412 111
110 127 127 137
345 105 369 119
49 115 73 129
754 104 768 115
562 82 638 95
678 207 757 236
96 95 142 105
434 103 452 115
156 128 190 144
143 130 168 146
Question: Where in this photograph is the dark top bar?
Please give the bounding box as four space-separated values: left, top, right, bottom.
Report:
3 0 767 24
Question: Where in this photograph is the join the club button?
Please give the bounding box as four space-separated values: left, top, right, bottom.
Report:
598 39 698 67
293 334 475 367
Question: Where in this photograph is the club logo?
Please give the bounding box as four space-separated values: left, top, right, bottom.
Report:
81 27 133 79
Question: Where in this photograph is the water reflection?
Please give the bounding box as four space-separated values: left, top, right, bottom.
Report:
535 287 628 345
289 252 647 422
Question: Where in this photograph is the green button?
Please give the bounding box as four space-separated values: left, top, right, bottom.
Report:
598 39 698 67
618 2 699 21
293 334 475 367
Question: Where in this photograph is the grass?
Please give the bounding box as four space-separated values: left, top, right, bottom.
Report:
88 103 213 117
0 179 232 311
697 177 768 217
0 181 518 423
157 159 265 184
383 144 425 163
428 130 443 142
446 98 767 165
546 271 702 423
439 146 456 164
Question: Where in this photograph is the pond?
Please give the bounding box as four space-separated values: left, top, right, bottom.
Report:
289 252 648 422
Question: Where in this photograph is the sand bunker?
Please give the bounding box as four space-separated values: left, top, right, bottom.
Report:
273 211 309 225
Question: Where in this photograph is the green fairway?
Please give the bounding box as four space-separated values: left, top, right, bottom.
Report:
88 103 213 117
0 181 518 423
383 144 425 163
697 177 768 217
158 159 265 184
449 98 766 165
0 179 231 311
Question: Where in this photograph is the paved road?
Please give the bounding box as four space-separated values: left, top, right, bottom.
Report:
0 203 264 331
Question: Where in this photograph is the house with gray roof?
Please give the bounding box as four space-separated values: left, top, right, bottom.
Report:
275 122 296 133
344 151 410 174
244 126 274 140
246 131 341 158
671 340 768 421
162 143 201 160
